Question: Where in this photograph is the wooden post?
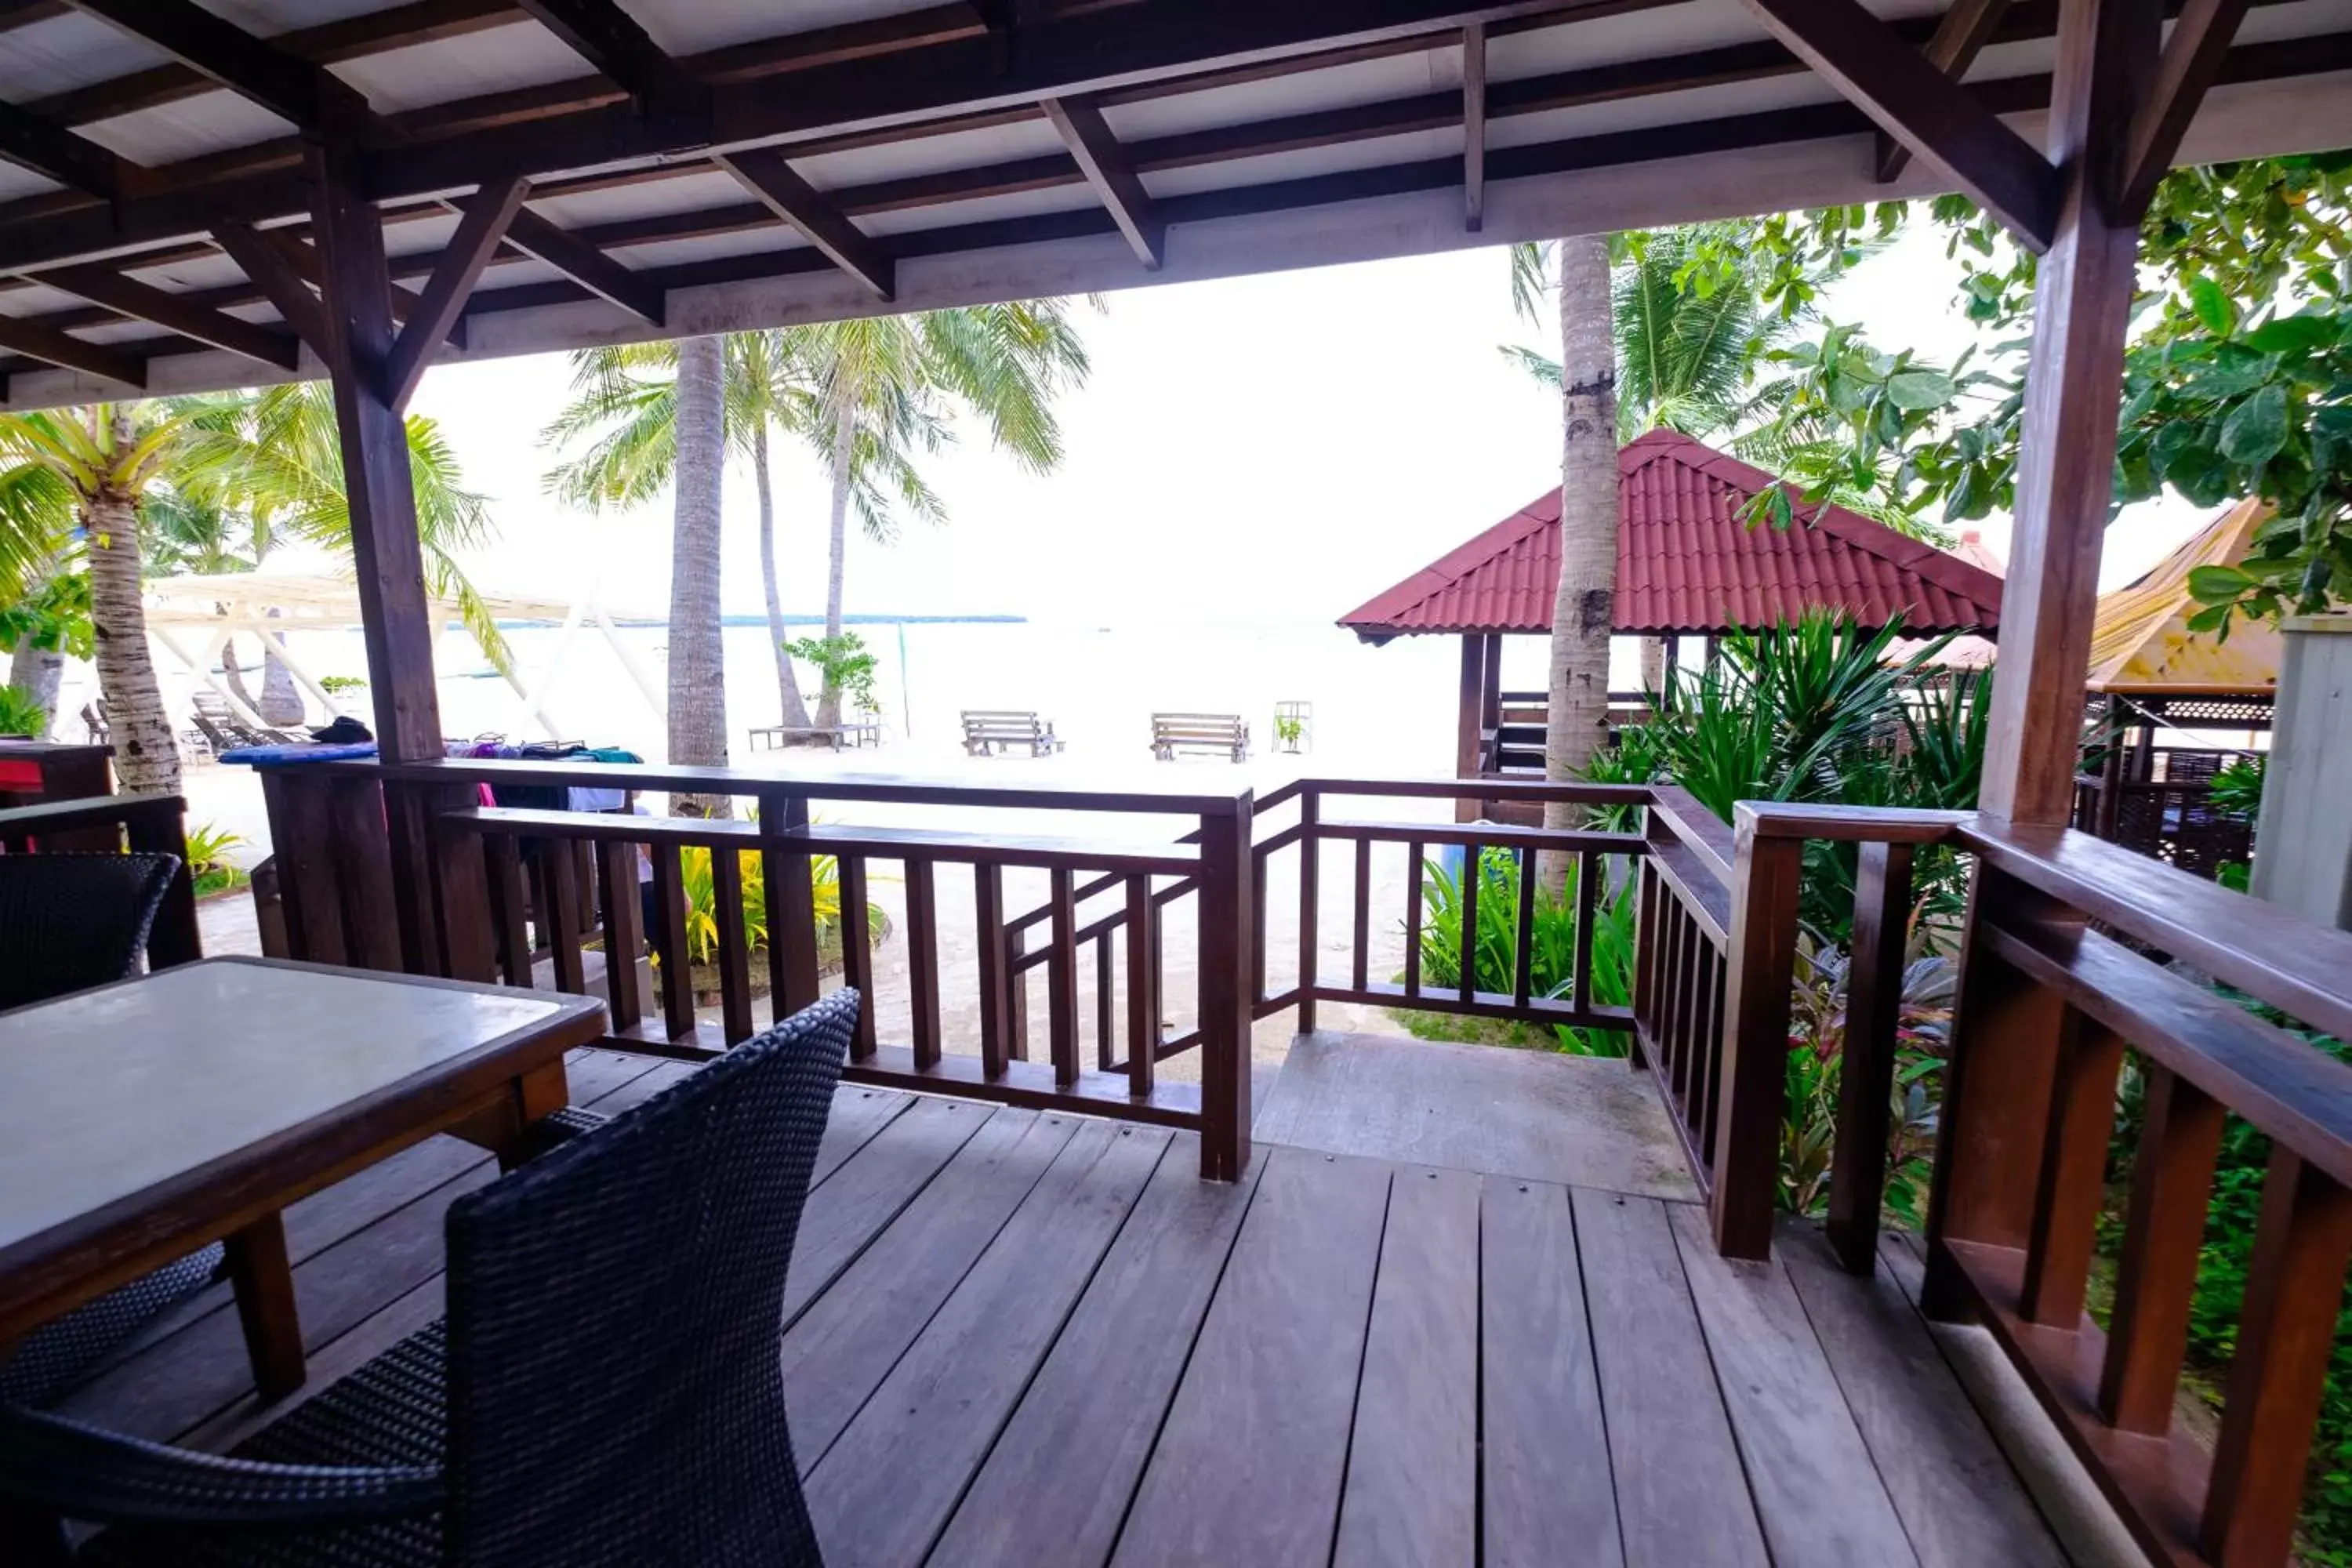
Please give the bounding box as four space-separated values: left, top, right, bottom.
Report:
1197 798 1254 1181
1455 633 1483 823
1826 840 1913 1272
1976 0 2157 826
1295 786 1319 1035
1711 823 1802 1259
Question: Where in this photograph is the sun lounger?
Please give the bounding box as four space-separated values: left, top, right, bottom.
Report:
1151 712 1250 762
961 710 1062 757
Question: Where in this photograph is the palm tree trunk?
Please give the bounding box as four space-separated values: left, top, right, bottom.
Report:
666 334 731 816
220 636 256 713
1541 232 1620 892
85 416 180 793
816 374 858 729
259 607 302 724
756 424 813 730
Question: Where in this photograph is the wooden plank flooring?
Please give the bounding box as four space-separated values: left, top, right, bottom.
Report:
49 1060 2071 1567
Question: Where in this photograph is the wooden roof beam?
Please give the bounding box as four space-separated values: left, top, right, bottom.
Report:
1462 23 1488 231
2114 0 2251 217
384 177 528 409
1877 0 2011 182
716 150 896 299
0 95 142 200
28 2 516 130
503 203 666 324
61 0 321 127
514 0 706 132
0 1 67 32
33 262 299 369
1040 97 1164 268
212 220 327 357
1737 0 2060 249
0 309 143 387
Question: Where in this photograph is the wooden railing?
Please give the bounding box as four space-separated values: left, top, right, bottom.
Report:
0 791 201 970
1711 800 2352 1567
250 757 1256 1178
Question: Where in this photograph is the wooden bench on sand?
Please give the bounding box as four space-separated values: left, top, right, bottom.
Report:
962 710 1064 757
748 721 881 753
1152 712 1250 762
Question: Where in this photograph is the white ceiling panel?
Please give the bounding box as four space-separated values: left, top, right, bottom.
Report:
1144 127 1465 201
855 181 1105 239
338 24 593 115
1485 71 1842 151
610 227 807 272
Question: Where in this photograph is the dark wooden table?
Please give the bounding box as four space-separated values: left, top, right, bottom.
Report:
0 956 604 1401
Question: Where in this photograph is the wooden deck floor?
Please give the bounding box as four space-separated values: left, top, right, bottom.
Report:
51 1048 2069 1567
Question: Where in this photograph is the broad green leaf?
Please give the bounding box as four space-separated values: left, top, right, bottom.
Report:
2187 563 2256 603
2188 276 2237 336
1885 369 1956 410
2218 384 2288 465
2243 313 2336 354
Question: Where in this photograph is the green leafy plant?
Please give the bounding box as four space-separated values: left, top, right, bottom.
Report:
1274 713 1305 748
785 633 881 719
0 573 93 665
0 684 48 738
317 674 368 695
1411 848 1637 1055
2208 754 2267 824
185 821 249 898
667 842 883 972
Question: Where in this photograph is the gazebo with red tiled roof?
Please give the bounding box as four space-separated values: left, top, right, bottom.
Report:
1338 429 2005 809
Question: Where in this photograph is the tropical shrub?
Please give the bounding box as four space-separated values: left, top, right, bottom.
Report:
1413 848 1638 1056
786 633 881 717
0 684 46 739
671 844 880 970
185 821 249 897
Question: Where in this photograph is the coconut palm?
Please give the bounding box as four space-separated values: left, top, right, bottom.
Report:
542 332 818 733
0 387 500 791
790 301 1091 726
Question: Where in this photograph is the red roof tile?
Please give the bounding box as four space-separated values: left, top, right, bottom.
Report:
1338 429 2004 641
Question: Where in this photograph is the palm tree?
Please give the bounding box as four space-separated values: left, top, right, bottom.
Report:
789 302 1091 726
0 386 501 791
542 333 818 733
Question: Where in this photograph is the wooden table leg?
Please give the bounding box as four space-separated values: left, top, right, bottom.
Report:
223 1214 306 1401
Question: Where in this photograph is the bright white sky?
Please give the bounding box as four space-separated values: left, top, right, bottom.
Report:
396 224 2215 628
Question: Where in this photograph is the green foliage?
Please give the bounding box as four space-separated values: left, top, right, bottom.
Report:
670 842 874 970
0 684 47 737
785 633 880 717
1780 935 1954 1224
185 821 249 897
317 674 368 695
1413 848 1637 1056
2208 755 2267 824
0 572 92 662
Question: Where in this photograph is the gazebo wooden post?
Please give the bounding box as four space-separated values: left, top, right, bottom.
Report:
1925 0 2164 1323
303 103 451 972
1455 633 1484 823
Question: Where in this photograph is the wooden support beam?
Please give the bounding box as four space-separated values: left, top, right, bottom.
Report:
62 0 323 128
1039 97 1164 268
0 96 139 199
35 263 300 370
2115 0 2250 216
1877 0 2011 181
212 220 328 357
0 309 143 385
0 1 71 32
714 150 896 299
256 225 467 350
514 0 706 131
306 116 445 764
503 204 666 325
382 176 527 409
1462 23 1488 231
1977 0 2158 825
1737 0 2061 249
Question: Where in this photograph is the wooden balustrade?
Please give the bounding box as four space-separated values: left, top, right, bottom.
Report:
248 757 1252 1178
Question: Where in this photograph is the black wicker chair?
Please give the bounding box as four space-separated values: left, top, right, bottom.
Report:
0 851 180 1013
0 987 859 1567
0 850 221 1414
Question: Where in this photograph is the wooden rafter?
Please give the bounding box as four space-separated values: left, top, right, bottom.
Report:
34 263 299 369
1462 23 1488 231
260 226 472 351
1737 0 2060 249
1040 98 1164 269
212 221 328 357
717 151 896 299
0 309 143 386
503 204 666 325
0 96 140 200
0 1 69 31
1877 0 2011 182
383 177 528 409
60 0 322 128
514 0 706 129
28 1 515 130
2115 0 2252 217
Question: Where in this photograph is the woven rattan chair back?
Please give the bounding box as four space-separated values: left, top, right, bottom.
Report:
0 852 180 1013
438 988 857 1567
